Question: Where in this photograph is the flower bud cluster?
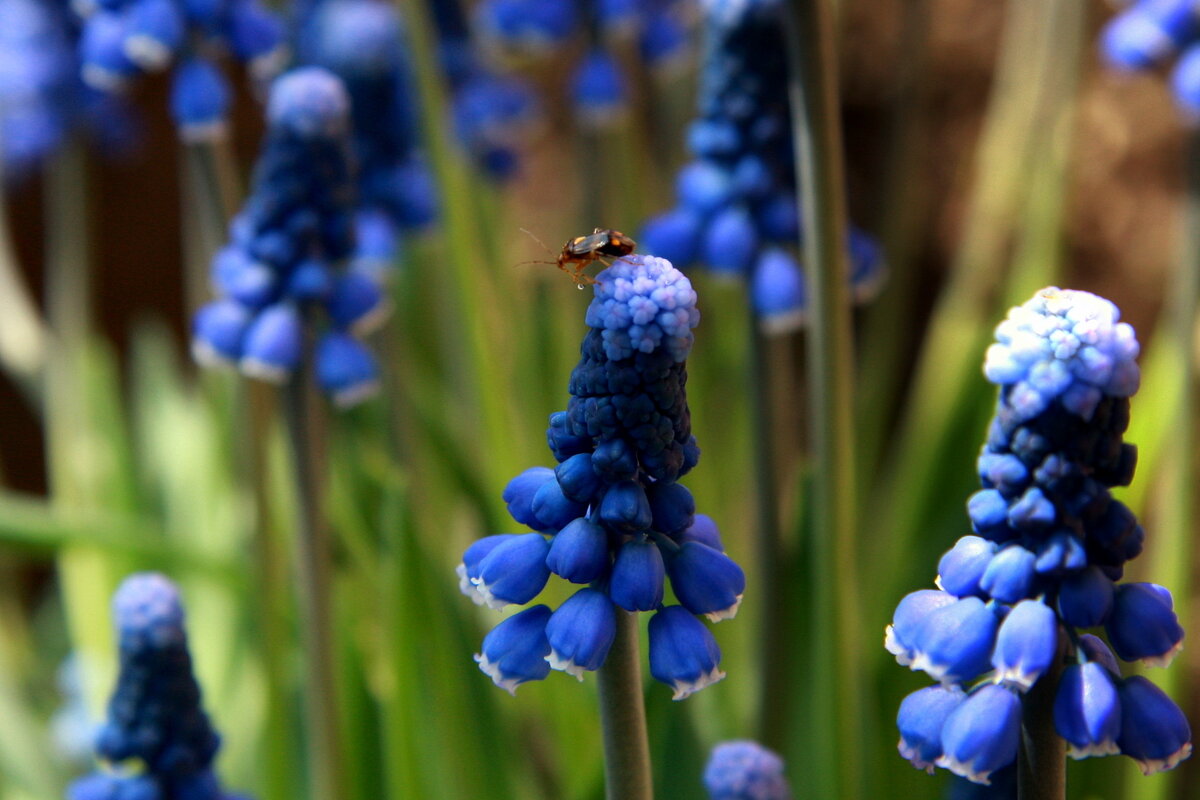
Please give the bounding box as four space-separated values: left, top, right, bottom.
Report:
638 0 883 333
68 573 246 800
298 0 437 272
192 67 386 407
75 0 284 139
1100 0 1200 118
703 740 791 800
458 254 745 699
888 288 1191 785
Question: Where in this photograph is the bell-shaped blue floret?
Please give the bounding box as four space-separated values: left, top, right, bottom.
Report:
191 300 251 366
531 478 588 533
286 259 334 300
751 248 805 334
598 479 653 533
1054 661 1121 759
212 246 278 309
266 66 351 140
1079 633 1122 676
125 0 185 70
937 536 996 598
1106 583 1185 667
554 453 602 504
68 772 162 800
545 517 609 584
676 513 724 550
457 534 512 603
702 206 758 277
503 467 555 528
991 599 1057 691
171 58 230 141
226 0 284 71
609 539 665 612
1057 566 1115 628
967 489 1010 539
647 481 694 535
639 208 702 268
81 11 141 91
897 684 966 773
1171 44 1200 118
885 589 957 666
326 271 390 335
702 740 790 800
315 332 379 408
545 588 617 679
979 545 1036 603
473 0 579 54
906 596 1000 685
239 304 302 383
472 533 551 610
474 604 552 695
937 685 1021 785
977 453 1029 494
849 226 886 302
1116 675 1193 774
1101 0 1198 71
648 605 724 700
676 161 733 215
590 437 638 483
571 50 627 127
665 541 745 622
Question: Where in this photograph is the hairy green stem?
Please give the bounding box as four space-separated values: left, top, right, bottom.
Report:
597 610 653 800
781 0 863 796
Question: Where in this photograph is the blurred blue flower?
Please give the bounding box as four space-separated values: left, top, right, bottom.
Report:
192 67 384 408
458 254 741 697
67 573 246 800
886 288 1191 783
702 740 791 800
1100 0 1200 118
638 0 884 332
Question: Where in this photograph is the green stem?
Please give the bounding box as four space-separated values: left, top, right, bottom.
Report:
281 354 345 800
781 1 863 797
0 161 48 405
596 610 653 800
181 139 240 314
1018 646 1066 800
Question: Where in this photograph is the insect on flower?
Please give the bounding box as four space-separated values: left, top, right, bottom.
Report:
519 227 637 287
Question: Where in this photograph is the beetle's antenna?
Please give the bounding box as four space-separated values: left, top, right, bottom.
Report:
513 227 559 269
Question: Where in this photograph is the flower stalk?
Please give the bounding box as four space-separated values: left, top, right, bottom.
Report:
597 609 653 800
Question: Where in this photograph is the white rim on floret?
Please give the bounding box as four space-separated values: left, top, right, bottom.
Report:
1066 739 1120 760
190 339 235 370
897 740 938 775
1139 639 1184 669
455 563 487 606
668 665 726 701
545 650 587 680
470 577 513 611
883 624 913 666
331 378 380 410
935 754 1000 786
474 652 523 696
704 594 743 623
240 357 291 384
1131 742 1193 776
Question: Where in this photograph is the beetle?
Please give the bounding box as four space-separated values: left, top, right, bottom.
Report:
520 227 637 286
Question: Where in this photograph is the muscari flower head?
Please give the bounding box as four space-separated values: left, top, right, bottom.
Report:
192 67 385 407
75 0 285 138
458 254 744 699
67 573 245 800
638 0 884 332
885 287 1191 784
1100 0 1200 119
702 740 791 800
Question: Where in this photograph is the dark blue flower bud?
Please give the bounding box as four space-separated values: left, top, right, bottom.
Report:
286 259 334 300
170 58 230 142
503 467 554 528
937 685 1021 784
548 411 592 462
751 248 805 334
191 300 251 366
758 193 799 242
473 532 551 610
325 272 390 335
590 437 639 483
1116 675 1192 774
1006 487 1056 530
977 453 1028 494
1054 661 1121 759
991 599 1057 691
967 489 1010 539
545 588 617 678
885 589 957 666
666 541 745 622
639 209 702 268
906 596 1000 685
609 539 666 612
531 478 588 534
979 545 1036 603
125 0 185 70
598 479 653 533
702 206 758 276
315 332 379 408
687 119 740 158
1057 566 1114 628
554 453 602 504
702 740 790 800
475 604 552 694
897 684 966 773
647 481 695 534
1079 633 1122 676
1034 531 1088 574
457 534 512 603
937 537 996 598
239 304 302 383
1106 582 1184 667
677 513 724 550
648 605 724 699
545 517 609 584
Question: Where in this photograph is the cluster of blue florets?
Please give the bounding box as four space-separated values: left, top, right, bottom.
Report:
638 0 884 333
702 740 791 800
192 67 386 407
470 0 691 132
887 288 1191 785
75 0 284 139
68 573 246 800
297 0 436 272
458 254 745 699
1101 0 1200 118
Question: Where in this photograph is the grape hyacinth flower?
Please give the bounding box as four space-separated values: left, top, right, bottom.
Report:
67 573 246 800
638 0 884 333
75 0 284 139
191 67 385 407
1100 0 1200 118
298 0 436 272
458 254 744 699
703 740 792 800
886 288 1191 786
